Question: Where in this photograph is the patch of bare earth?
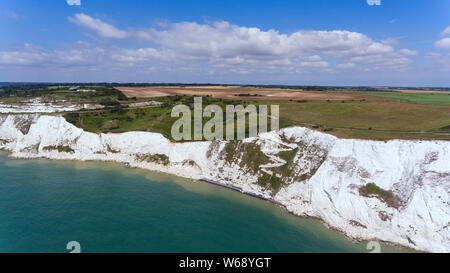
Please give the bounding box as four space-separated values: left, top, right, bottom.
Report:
116 86 379 101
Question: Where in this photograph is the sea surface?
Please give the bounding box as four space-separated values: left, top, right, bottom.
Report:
0 152 414 253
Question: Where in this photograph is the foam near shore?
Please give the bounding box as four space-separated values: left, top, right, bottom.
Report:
0 114 448 253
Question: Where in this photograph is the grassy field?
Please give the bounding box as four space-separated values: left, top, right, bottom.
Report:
62 96 281 140
61 95 450 141
280 100 450 140
0 85 126 104
279 100 450 131
64 106 175 135
332 89 450 106
2 84 449 141
370 93 450 106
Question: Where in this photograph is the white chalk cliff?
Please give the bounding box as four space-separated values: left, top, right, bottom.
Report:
0 114 449 252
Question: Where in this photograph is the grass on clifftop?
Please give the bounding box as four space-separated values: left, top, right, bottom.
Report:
371 93 450 106
279 100 450 141
62 94 450 141
3 84 448 141
330 89 450 106
63 95 283 140
64 106 176 137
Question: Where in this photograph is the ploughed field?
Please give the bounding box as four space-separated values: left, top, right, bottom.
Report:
116 86 378 101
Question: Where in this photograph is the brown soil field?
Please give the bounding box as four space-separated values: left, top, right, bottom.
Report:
116 86 378 101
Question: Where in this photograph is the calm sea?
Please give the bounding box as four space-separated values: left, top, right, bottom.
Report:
0 152 413 253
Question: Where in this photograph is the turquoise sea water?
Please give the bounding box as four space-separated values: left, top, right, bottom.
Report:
0 152 413 253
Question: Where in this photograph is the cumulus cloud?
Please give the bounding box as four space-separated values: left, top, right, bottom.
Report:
399 49 418 56
0 44 49 66
425 52 450 71
68 15 411 64
66 0 81 6
68 14 127 39
337 62 356 69
433 27 450 51
0 42 105 67
441 26 450 36
382 37 399 46
435 38 450 50
122 20 411 70
5 17 418 79
153 21 395 59
299 55 329 68
389 19 398 24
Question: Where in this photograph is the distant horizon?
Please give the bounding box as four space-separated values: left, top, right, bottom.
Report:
1 81 450 89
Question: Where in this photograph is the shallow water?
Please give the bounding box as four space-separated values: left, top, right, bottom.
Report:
0 152 414 253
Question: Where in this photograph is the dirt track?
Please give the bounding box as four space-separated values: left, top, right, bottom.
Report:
116 86 378 101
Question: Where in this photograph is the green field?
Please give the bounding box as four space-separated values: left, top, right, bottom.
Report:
2 85 450 141
61 96 450 141
275 100 449 140
279 100 450 131
0 85 126 104
64 106 175 136
332 89 450 106
62 96 280 140
371 93 450 106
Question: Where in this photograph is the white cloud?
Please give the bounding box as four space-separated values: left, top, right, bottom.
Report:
4 18 419 79
433 27 450 51
299 55 329 68
337 62 356 69
130 20 411 70
66 0 81 6
299 61 329 68
5 11 19 20
112 48 171 64
0 48 48 65
389 19 398 24
69 15 411 68
441 26 450 36
382 37 399 46
68 14 127 39
425 52 450 71
0 43 104 67
435 38 450 50
399 49 418 56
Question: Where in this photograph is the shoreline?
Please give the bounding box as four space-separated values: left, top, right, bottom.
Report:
0 114 447 252
197 177 420 253
0 150 418 253
199 178 285 207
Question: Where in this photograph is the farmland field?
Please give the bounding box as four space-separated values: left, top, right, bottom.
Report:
3 84 448 141
63 93 450 141
330 89 450 106
370 93 450 106
116 86 378 101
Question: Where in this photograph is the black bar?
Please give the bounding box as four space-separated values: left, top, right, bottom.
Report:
0 253 437 272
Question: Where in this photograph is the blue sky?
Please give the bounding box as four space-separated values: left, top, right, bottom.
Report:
0 0 449 86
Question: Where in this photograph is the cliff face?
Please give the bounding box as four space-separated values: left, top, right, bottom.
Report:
0 114 449 252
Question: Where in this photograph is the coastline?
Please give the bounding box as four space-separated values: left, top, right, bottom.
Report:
199 178 285 207
0 114 448 252
197 177 419 252
0 150 418 253
0 149 424 253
